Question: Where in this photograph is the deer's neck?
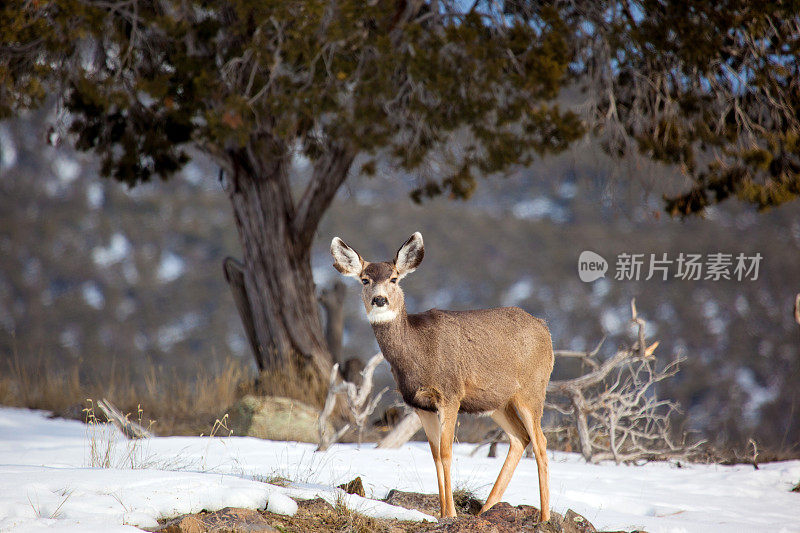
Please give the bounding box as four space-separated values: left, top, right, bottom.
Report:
370 306 414 367
370 305 441 412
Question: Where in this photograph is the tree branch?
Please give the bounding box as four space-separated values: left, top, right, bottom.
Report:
317 353 386 450
293 143 355 251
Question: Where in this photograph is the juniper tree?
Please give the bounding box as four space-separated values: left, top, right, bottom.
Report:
567 1 800 214
2 1 798 378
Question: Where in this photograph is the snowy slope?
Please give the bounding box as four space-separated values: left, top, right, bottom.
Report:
0 407 798 532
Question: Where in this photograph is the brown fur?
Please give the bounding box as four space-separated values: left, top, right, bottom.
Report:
372 307 553 415
331 233 554 520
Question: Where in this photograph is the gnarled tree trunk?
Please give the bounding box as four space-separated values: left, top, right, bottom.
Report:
221 137 354 380
318 281 346 364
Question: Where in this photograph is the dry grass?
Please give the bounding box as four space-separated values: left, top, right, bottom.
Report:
249 353 330 408
264 497 429 533
0 351 253 436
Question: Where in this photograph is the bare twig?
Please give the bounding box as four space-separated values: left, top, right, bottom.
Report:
97 399 153 439
317 353 387 451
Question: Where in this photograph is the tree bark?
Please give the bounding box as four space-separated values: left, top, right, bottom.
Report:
222 137 354 379
223 257 264 369
318 281 346 364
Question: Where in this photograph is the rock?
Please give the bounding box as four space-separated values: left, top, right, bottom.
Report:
226 395 331 443
534 510 571 532
159 515 204 533
158 508 277 532
205 508 277 532
563 509 596 533
338 476 366 497
297 497 334 514
482 502 541 525
383 489 442 517
534 519 565 533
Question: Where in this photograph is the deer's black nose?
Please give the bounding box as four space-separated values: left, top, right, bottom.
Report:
372 296 388 307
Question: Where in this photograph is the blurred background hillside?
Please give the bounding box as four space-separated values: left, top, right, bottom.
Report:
2 110 798 451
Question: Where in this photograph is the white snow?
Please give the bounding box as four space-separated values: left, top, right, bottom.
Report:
600 307 625 335
54 155 81 183
86 182 104 209
156 312 202 351
81 282 105 310
1 407 799 532
512 197 569 223
0 125 17 169
156 251 185 282
502 278 534 307
265 491 298 516
92 234 132 268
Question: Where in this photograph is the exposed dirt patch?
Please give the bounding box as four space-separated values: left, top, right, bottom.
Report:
383 490 441 518
156 507 278 532
153 493 638 533
383 489 483 518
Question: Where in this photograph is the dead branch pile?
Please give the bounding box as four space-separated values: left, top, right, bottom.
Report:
543 300 703 463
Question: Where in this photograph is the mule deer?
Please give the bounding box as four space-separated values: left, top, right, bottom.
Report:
331 232 554 520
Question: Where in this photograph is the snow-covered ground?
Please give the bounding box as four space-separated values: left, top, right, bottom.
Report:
0 407 798 532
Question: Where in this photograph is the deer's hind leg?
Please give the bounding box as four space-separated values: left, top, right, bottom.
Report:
479 403 531 514
512 397 550 522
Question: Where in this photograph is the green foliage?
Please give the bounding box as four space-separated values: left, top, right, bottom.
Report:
2 1 799 213
577 1 800 215
0 0 582 197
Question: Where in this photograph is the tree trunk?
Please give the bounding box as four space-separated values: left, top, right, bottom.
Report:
222 257 263 367
318 281 346 364
222 137 353 381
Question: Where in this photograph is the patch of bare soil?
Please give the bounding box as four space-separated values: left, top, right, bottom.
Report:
156 507 278 532
152 493 643 533
262 497 429 533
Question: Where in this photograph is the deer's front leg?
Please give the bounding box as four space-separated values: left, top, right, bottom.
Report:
416 409 447 517
438 404 459 518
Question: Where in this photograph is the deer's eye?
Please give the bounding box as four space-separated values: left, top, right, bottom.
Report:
390 277 398 283
361 278 370 285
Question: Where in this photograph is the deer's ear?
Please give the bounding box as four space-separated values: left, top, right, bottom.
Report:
394 232 424 278
331 237 363 278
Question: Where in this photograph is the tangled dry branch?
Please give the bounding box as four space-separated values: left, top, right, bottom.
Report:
469 299 703 464
317 352 387 451
544 299 702 464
